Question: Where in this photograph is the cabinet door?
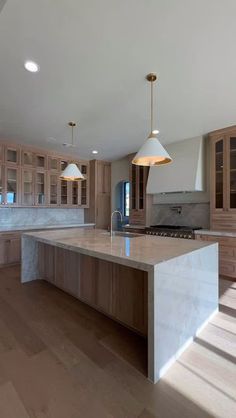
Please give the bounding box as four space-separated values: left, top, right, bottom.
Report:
35 154 46 170
49 173 59 205
5 147 19 165
0 164 4 205
96 193 111 229
60 179 69 205
79 254 96 305
211 137 226 211
38 243 55 283
22 150 34 167
96 259 113 314
7 236 21 264
72 181 79 205
228 135 236 210
0 239 8 265
48 157 59 171
35 171 46 205
22 169 34 206
97 162 111 194
112 264 147 335
5 166 19 205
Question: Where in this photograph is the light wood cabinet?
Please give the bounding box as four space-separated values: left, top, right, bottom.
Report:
129 156 151 225
195 233 236 280
85 160 111 229
38 245 148 335
0 140 90 208
210 126 236 229
0 233 21 267
38 243 55 284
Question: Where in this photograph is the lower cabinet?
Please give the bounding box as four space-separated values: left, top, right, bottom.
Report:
38 244 148 335
196 233 236 280
0 233 21 267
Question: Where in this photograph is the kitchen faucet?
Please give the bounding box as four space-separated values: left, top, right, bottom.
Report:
110 210 123 237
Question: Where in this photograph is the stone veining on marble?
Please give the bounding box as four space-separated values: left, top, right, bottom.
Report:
0 207 84 227
151 203 210 228
22 228 215 271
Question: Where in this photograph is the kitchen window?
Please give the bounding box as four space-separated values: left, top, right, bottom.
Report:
124 181 130 217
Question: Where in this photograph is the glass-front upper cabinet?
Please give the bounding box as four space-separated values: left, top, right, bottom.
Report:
22 169 34 206
48 157 59 171
0 165 3 204
35 154 46 170
5 167 19 205
49 173 59 205
22 150 34 167
35 171 46 205
214 138 225 210
5 147 19 165
229 136 236 209
60 161 69 205
72 181 79 205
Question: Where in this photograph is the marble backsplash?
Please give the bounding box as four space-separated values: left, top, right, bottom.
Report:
0 208 84 226
150 203 210 228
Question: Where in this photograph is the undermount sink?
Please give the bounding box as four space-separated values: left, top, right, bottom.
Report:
101 231 141 238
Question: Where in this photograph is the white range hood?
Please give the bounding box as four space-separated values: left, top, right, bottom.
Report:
147 136 205 194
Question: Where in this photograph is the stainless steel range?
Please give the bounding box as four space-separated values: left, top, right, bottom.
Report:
145 225 202 239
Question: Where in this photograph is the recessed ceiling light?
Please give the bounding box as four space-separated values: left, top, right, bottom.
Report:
92 150 98 154
24 60 40 73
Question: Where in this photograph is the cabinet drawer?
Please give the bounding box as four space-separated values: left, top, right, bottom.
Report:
220 246 236 259
220 261 236 277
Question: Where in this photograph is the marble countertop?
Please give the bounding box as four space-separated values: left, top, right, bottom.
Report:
0 223 95 233
23 227 216 270
194 229 236 237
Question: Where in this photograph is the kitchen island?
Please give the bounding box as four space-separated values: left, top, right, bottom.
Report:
21 228 218 383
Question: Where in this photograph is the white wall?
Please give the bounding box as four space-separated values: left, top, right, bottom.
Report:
111 156 130 212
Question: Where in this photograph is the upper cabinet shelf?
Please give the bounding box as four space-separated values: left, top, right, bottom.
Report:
0 141 90 208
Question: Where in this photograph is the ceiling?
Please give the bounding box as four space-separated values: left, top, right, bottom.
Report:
0 0 236 161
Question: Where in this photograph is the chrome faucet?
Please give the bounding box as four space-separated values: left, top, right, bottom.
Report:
110 210 123 237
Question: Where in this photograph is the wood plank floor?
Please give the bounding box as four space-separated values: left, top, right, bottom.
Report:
0 266 235 418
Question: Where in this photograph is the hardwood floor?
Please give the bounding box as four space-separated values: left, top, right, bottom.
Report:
0 267 235 418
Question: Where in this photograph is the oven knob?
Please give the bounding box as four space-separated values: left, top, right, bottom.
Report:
188 234 192 239
174 233 178 237
183 234 187 238
179 234 182 238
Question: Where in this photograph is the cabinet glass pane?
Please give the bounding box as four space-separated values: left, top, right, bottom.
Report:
61 161 67 171
230 137 236 208
6 149 17 164
50 174 58 204
23 170 34 205
36 155 45 169
81 180 87 205
61 180 68 204
0 166 2 204
36 172 45 204
81 164 87 175
49 158 58 171
215 140 223 209
139 166 144 210
6 168 17 204
23 151 33 166
131 165 136 210
72 181 78 205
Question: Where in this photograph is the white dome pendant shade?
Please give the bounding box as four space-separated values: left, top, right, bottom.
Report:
132 73 172 166
60 121 84 181
60 163 84 181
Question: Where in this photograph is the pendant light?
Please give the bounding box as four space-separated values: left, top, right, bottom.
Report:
60 122 85 181
132 73 172 166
